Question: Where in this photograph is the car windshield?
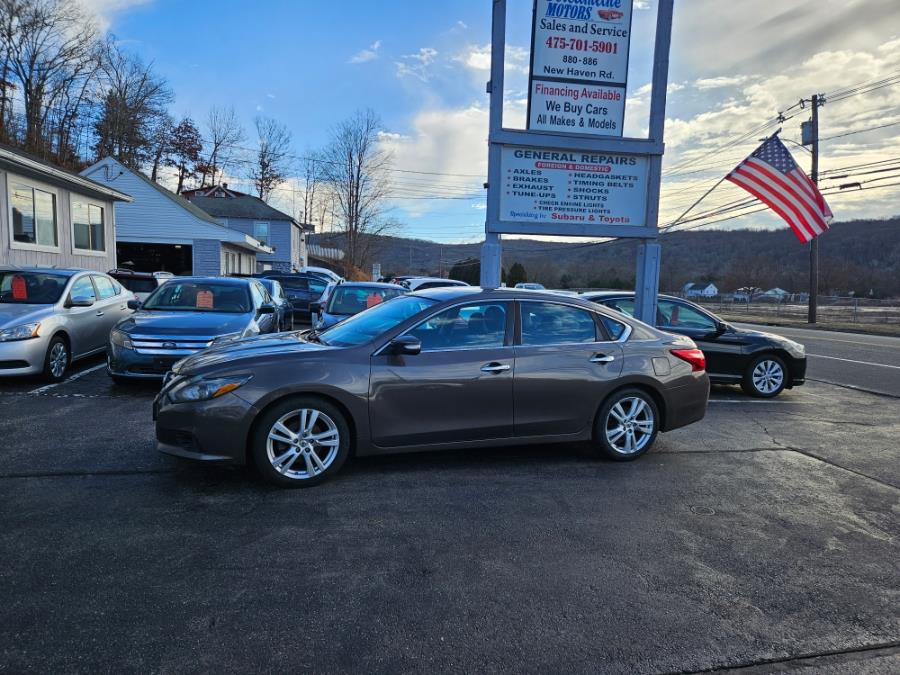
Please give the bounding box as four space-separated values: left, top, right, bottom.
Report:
114 276 158 294
326 286 404 316
320 295 436 347
0 271 69 304
142 281 251 313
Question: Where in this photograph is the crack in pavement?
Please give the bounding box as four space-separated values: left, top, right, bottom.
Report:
671 639 900 674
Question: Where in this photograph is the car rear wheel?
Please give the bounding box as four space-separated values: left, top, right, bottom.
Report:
42 336 69 383
594 389 659 461
251 397 350 487
742 354 787 398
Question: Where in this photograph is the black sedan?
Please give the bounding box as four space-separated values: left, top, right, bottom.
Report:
581 292 806 397
154 287 710 487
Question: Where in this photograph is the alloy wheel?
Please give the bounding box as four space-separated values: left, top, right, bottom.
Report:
752 359 784 395
605 396 655 455
266 408 341 480
49 342 68 379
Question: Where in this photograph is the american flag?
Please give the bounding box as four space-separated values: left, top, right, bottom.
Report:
726 135 833 243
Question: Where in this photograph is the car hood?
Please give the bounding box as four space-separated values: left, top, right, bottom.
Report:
0 304 55 329
173 331 332 374
117 310 250 336
730 326 790 343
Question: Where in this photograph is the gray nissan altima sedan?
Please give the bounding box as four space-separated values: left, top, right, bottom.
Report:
154 287 710 487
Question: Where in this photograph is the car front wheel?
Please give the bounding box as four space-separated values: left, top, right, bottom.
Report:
42 336 69 382
594 388 659 461
742 354 787 398
251 397 351 487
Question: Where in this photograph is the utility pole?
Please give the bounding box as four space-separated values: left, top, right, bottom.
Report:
806 93 823 324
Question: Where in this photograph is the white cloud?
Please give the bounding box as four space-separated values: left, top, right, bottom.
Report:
349 40 382 64
455 43 530 76
78 0 152 29
395 47 439 82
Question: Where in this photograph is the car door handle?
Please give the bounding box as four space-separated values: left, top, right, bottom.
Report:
95 311 104 317
590 354 615 364
481 362 511 373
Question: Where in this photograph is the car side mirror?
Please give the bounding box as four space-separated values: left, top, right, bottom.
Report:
127 299 141 310
715 320 728 334
310 302 322 314
389 335 421 356
258 304 275 315
69 295 95 308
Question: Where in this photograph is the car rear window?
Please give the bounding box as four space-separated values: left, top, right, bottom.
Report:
113 276 158 294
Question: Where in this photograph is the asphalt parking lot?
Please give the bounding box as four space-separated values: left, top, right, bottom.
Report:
1 341 898 673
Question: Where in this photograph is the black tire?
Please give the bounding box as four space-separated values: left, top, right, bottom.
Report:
250 396 351 488
593 388 659 461
741 354 787 398
41 335 69 383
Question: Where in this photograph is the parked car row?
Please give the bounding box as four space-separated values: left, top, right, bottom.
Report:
1 266 809 490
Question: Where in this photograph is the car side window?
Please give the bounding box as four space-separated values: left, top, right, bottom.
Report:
407 302 508 352
70 276 96 302
308 278 327 295
92 275 116 300
606 298 636 318
521 302 598 346
658 300 716 330
249 282 265 307
601 316 628 341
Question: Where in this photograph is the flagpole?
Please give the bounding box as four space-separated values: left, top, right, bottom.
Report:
808 94 822 324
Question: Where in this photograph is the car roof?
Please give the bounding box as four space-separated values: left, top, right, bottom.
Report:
164 276 252 286
411 286 613 311
580 290 682 302
333 281 405 290
0 267 82 277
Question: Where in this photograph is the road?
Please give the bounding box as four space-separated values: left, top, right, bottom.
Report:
734 323 900 397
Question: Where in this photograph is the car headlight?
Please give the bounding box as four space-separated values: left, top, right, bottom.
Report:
110 328 133 350
168 375 252 403
211 332 242 345
0 322 41 342
783 339 805 358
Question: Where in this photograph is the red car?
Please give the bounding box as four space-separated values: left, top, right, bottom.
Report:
597 9 624 21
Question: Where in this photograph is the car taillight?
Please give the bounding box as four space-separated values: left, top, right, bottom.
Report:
671 348 706 372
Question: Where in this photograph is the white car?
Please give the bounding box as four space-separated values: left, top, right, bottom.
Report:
403 277 470 292
515 282 545 290
298 266 343 285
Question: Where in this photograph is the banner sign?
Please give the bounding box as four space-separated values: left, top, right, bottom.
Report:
498 146 649 226
528 0 634 136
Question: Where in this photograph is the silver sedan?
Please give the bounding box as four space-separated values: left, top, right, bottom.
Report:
0 268 134 382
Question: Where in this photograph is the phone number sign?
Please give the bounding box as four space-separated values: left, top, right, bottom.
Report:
528 0 634 136
498 146 649 227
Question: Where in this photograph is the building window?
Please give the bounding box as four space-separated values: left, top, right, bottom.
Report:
253 222 270 246
10 181 58 248
72 200 105 252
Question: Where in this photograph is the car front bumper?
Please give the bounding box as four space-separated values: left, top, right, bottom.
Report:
107 342 189 380
154 385 256 464
787 356 807 387
0 336 48 376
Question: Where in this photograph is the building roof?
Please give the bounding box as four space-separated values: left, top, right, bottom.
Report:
0 143 132 203
80 158 274 255
183 185 314 231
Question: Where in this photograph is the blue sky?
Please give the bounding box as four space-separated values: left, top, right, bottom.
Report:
95 0 900 243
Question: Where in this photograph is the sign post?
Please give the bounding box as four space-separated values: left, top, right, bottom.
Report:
480 0 675 325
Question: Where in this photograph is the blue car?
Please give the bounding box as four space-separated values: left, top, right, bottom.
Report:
107 277 277 382
313 281 406 330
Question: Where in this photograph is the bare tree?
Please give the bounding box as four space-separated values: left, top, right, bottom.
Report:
320 109 393 272
297 151 323 224
148 113 174 182
92 38 172 168
199 105 244 187
251 115 291 202
168 117 201 193
0 0 100 159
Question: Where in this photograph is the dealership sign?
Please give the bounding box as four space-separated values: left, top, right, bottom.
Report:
528 0 634 136
499 146 649 226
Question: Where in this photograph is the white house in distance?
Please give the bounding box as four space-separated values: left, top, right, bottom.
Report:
81 157 271 276
683 282 719 298
1 144 132 272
